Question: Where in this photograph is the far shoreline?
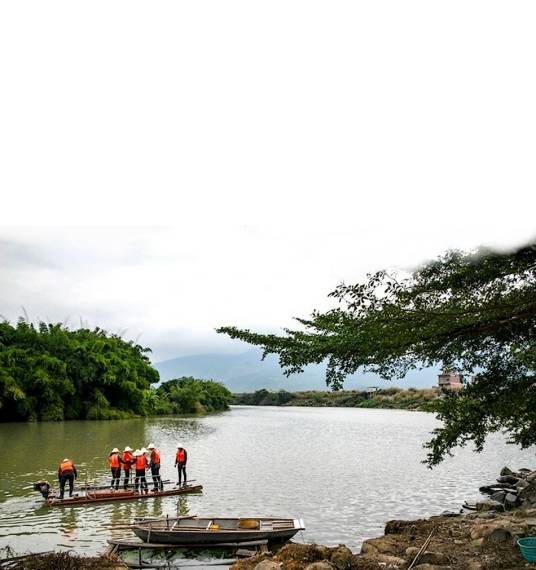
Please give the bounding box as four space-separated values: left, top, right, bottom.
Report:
231 387 442 412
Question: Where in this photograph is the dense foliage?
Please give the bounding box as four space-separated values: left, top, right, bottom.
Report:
148 377 232 415
233 388 294 406
0 320 159 421
233 387 438 410
218 244 536 465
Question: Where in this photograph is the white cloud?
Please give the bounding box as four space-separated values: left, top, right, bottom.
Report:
0 225 534 361
0 1 535 358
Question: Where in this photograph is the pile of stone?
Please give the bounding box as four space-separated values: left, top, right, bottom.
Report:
474 466 536 512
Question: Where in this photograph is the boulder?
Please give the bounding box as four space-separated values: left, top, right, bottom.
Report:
329 546 353 570
303 563 334 570
470 520 526 543
254 561 280 570
519 482 536 504
419 551 450 565
439 510 459 517
516 479 529 491
360 535 400 556
373 553 406 566
475 512 497 519
312 545 332 561
405 546 420 558
526 471 536 483
465 562 483 570
504 492 518 509
497 475 520 485
490 490 506 503
500 466 514 477
475 499 504 512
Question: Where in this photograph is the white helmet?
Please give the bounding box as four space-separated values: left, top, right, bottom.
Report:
133 449 141 457
111 448 119 453
147 443 155 449
124 446 133 452
176 443 184 448
140 447 147 454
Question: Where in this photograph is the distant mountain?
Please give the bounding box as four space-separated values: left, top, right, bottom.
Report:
154 349 437 392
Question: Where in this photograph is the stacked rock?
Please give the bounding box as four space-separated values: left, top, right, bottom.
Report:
475 466 536 512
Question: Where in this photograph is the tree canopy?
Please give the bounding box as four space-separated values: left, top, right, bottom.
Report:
218 244 536 465
0 320 159 421
149 377 232 415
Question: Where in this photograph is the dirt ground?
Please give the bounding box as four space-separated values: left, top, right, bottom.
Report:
232 508 536 570
0 551 126 570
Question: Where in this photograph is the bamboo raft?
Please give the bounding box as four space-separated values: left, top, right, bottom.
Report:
45 484 203 507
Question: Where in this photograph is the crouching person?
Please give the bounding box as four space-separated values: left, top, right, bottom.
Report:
58 458 77 499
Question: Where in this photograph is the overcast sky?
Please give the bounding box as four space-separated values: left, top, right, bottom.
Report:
1 2 535 361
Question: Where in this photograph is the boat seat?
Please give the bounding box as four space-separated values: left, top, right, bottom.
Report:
238 519 260 530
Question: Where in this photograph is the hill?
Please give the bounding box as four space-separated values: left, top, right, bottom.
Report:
154 349 436 392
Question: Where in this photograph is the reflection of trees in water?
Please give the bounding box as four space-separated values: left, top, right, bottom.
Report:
147 418 216 442
107 496 191 539
1 416 214 503
1 419 149 497
176 496 190 516
59 507 78 541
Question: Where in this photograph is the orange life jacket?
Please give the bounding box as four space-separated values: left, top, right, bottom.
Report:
135 455 147 470
59 459 74 474
122 451 134 467
176 449 186 463
151 449 161 464
108 453 120 468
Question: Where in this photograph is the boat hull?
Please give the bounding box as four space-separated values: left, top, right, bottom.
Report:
131 518 304 545
46 485 203 507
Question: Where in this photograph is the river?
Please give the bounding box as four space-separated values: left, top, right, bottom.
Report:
0 406 534 556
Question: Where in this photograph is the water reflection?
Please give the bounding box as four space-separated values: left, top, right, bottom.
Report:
0 408 534 554
59 508 78 544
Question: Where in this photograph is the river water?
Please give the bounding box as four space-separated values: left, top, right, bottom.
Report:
0 406 534 556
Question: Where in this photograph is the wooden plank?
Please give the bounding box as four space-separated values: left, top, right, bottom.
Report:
236 548 257 557
46 485 202 507
108 538 268 549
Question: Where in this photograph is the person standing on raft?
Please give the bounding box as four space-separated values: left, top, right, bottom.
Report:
58 458 77 499
108 448 121 490
133 449 148 494
175 444 188 486
120 446 134 489
147 443 163 491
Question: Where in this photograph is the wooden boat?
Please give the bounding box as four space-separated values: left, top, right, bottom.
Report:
45 484 203 507
130 516 305 545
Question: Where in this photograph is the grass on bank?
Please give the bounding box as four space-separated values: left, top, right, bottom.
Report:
232 387 440 411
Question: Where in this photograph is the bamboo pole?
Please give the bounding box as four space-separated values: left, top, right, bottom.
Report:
408 528 435 570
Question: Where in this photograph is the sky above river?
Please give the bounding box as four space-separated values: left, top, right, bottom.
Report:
0 224 534 362
1 1 535 361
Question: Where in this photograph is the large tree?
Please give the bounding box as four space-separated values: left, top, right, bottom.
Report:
0 320 159 421
218 244 536 466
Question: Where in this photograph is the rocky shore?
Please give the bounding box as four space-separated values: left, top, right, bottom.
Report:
232 466 536 570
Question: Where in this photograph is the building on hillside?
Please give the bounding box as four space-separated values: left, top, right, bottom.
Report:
438 369 464 390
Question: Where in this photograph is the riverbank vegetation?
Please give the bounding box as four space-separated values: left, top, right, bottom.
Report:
218 244 536 465
232 387 439 410
0 321 158 421
148 377 232 415
0 320 231 422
